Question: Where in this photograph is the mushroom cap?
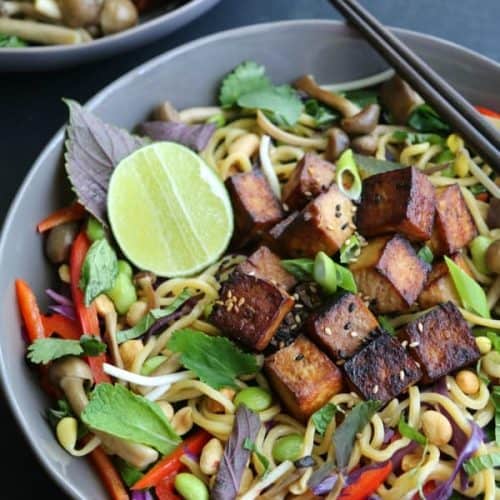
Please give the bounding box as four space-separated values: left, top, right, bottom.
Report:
49 356 93 387
341 104 381 136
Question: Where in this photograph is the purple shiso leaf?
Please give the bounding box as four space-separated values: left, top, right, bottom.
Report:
425 420 483 500
130 490 153 500
49 304 76 321
309 462 338 496
212 405 260 500
390 441 419 472
46 288 73 306
139 121 216 153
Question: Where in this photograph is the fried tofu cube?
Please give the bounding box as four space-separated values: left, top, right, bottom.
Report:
399 302 479 383
210 272 294 351
278 185 355 258
418 253 472 309
350 234 429 313
282 153 335 210
225 171 284 247
356 166 435 241
237 246 297 291
305 292 379 360
263 211 300 255
344 332 422 403
428 184 477 256
265 335 343 421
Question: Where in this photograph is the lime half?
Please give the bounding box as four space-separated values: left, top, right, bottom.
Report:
107 142 233 277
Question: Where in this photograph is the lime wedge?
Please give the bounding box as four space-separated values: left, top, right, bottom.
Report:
107 142 233 277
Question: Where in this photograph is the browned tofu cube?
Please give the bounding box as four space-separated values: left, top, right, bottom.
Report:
265 335 343 421
305 292 379 360
262 211 299 255
428 184 477 256
225 171 284 247
487 198 500 229
344 332 422 404
281 153 335 211
210 272 294 351
356 166 435 241
350 234 429 313
237 246 296 291
418 253 472 309
399 302 479 383
278 185 355 258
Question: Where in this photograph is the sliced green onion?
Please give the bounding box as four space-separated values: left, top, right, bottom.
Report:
463 452 500 476
206 114 226 127
445 256 490 318
259 134 281 198
492 386 500 445
334 263 357 293
340 234 361 264
140 355 166 376
313 252 337 294
336 149 362 200
398 418 427 445
417 246 434 265
281 258 314 280
378 315 396 336
469 235 493 274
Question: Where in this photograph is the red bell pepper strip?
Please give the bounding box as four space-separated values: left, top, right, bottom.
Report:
155 471 182 500
69 231 110 384
412 480 437 499
42 314 81 340
88 445 129 500
338 461 393 500
475 192 489 202
37 202 86 233
475 106 500 119
15 279 45 343
132 429 211 490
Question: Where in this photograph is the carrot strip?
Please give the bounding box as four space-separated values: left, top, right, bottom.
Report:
132 430 211 490
15 279 45 343
42 314 81 340
69 232 110 384
88 446 129 500
37 202 86 233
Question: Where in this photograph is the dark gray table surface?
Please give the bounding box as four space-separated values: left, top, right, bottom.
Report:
1 0 498 498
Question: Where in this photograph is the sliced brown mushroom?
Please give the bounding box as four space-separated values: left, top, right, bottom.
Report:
153 101 181 122
58 0 101 27
294 75 361 118
341 104 381 136
351 134 378 156
49 357 158 469
325 127 350 161
134 271 158 309
487 198 500 229
99 0 137 35
379 75 424 124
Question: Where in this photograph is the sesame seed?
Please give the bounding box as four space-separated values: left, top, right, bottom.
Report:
327 224 335 230
238 297 245 306
335 204 341 211
234 306 240 313
350 331 358 337
401 340 408 348
373 385 379 394
304 191 312 197
295 353 304 361
215 300 224 305
336 360 345 366
227 290 232 298
325 327 332 335
344 322 351 330
348 302 355 313
295 303 304 309
399 370 405 381
290 324 298 330
335 212 342 218
350 392 358 399
283 203 289 211
341 222 349 230
415 361 421 368
352 206 358 212
295 314 302 323
227 302 234 312
409 341 420 348
293 293 300 300
304 212 312 221
417 322 424 333
349 222 356 229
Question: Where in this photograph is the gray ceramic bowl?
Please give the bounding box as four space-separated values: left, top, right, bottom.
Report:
0 0 221 71
1 19 499 499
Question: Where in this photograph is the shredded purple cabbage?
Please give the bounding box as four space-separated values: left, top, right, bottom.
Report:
46 288 73 306
48 304 76 321
309 462 338 496
390 441 419 472
130 490 153 500
46 289 76 320
383 427 396 444
425 420 483 500
139 121 216 152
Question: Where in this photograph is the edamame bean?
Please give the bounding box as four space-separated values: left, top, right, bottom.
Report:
469 236 492 274
106 267 137 314
117 259 133 277
234 387 272 412
313 251 337 294
272 434 303 463
174 472 209 500
86 217 105 242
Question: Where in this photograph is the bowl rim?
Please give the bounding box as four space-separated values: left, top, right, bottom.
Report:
1 18 499 499
0 0 214 55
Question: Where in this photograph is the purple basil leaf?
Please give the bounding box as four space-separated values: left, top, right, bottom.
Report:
309 462 338 496
46 288 73 306
130 491 153 500
426 421 483 500
390 441 419 472
139 121 216 153
212 405 260 500
49 304 76 321
64 99 145 224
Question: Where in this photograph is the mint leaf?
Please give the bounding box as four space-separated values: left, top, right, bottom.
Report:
167 329 259 389
81 384 180 455
333 400 380 469
115 458 144 487
417 246 434 265
398 418 427 445
463 452 500 476
64 99 145 224
343 89 379 108
27 336 107 364
237 85 303 126
445 256 490 318
312 403 338 436
0 34 27 47
80 238 118 306
392 130 445 146
243 438 269 473
219 61 271 107
116 289 192 344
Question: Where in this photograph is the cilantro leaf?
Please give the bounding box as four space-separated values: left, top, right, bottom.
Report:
114 458 144 487
243 438 269 474
312 403 338 436
333 400 380 469
343 89 379 107
27 336 107 364
47 399 73 429
81 384 180 455
392 130 445 146
167 329 259 389
304 99 339 127
407 104 450 134
80 238 118 306
463 452 500 476
237 85 303 126
417 246 434 265
0 34 27 47
116 289 192 344
219 61 271 107
64 99 145 224
398 418 427 445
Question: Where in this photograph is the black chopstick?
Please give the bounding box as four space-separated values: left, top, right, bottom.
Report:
329 0 500 173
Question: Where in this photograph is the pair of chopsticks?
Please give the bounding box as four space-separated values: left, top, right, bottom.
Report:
329 0 500 174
